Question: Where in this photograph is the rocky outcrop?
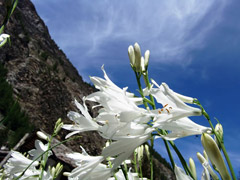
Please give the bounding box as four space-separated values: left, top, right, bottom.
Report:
0 0 175 179
0 0 104 155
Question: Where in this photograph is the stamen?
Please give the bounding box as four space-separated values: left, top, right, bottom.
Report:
163 104 168 108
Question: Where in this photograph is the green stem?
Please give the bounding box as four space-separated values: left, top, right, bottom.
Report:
168 140 194 178
195 100 236 180
133 152 139 176
157 129 193 178
134 72 148 108
163 139 175 171
150 136 154 180
143 71 176 173
139 159 143 179
143 71 156 110
120 164 129 180
39 136 53 180
134 71 154 179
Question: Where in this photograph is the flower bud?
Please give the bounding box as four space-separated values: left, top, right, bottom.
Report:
140 56 145 72
144 144 150 160
197 152 219 180
63 172 71 176
55 163 63 177
215 123 223 148
54 118 63 135
128 45 135 67
134 43 142 72
189 158 197 180
36 131 49 141
136 145 144 161
201 133 230 180
144 50 150 68
203 150 208 162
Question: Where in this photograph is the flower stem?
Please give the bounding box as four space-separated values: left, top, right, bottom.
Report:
143 71 176 173
39 136 53 180
150 136 154 180
120 164 129 180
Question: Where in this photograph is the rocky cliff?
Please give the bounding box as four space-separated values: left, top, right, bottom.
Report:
0 0 175 179
0 0 105 155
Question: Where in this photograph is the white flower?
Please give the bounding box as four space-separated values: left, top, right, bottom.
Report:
65 146 111 180
150 80 202 125
0 33 10 47
108 169 147 180
174 165 193 180
3 151 39 179
102 128 153 169
157 117 211 140
28 140 52 161
62 99 99 139
86 66 143 113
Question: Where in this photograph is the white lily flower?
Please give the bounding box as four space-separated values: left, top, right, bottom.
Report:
28 140 52 161
150 80 202 124
86 66 143 113
102 128 153 169
3 151 39 179
156 117 211 140
62 99 99 139
174 165 193 180
65 146 112 180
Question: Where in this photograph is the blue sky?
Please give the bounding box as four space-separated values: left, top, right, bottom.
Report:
31 0 240 178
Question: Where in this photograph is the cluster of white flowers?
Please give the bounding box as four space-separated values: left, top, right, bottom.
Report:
0 139 55 180
1 43 234 180
61 43 212 179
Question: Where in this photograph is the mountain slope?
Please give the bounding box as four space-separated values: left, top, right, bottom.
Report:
0 0 175 179
0 0 105 155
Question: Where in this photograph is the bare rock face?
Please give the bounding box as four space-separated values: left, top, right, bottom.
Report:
0 0 104 155
0 0 175 179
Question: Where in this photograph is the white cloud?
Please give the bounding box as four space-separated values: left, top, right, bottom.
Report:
32 0 228 70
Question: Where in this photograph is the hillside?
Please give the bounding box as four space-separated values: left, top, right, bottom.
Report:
0 0 175 179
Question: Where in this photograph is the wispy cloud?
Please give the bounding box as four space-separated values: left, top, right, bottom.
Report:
32 0 228 71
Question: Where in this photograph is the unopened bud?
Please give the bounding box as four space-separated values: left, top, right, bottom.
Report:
54 118 63 135
36 131 49 141
189 158 197 180
144 50 150 68
134 43 142 72
128 45 135 67
215 123 223 148
51 166 56 176
197 152 219 180
54 163 63 177
201 133 230 180
136 145 144 161
203 150 208 162
144 144 150 160
140 56 145 72
63 172 71 176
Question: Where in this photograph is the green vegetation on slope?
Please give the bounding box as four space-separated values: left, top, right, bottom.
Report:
0 63 33 148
